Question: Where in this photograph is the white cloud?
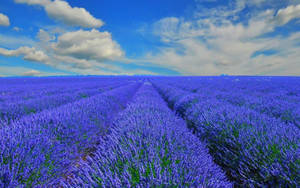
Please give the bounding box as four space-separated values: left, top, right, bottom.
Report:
24 49 49 62
0 46 49 63
45 0 103 28
142 3 300 76
153 17 206 42
0 13 10 26
53 55 93 69
0 66 67 77
37 29 54 42
15 0 50 6
144 32 300 75
52 29 124 61
273 4 300 26
42 56 157 75
15 0 103 28
22 69 41 76
0 34 35 48
236 0 268 8
0 28 126 75
208 11 275 39
153 17 181 42
13 27 22 31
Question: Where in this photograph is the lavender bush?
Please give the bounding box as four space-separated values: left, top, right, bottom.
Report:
153 81 299 187
57 83 231 187
0 80 126 124
0 83 140 187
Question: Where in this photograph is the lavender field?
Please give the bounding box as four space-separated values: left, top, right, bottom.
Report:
0 76 299 187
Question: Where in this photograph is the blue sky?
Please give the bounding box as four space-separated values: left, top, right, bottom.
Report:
0 0 299 76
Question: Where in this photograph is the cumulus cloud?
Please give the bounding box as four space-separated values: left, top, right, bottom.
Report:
0 13 10 26
15 0 103 28
52 29 124 61
0 46 49 63
0 27 125 75
273 4 300 26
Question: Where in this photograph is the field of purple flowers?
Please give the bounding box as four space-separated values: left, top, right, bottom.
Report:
0 76 299 187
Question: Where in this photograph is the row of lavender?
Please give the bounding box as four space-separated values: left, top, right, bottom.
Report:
162 76 300 99
0 77 141 187
56 83 231 187
0 77 123 102
0 80 126 124
169 76 300 109
161 76 300 128
151 77 300 187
